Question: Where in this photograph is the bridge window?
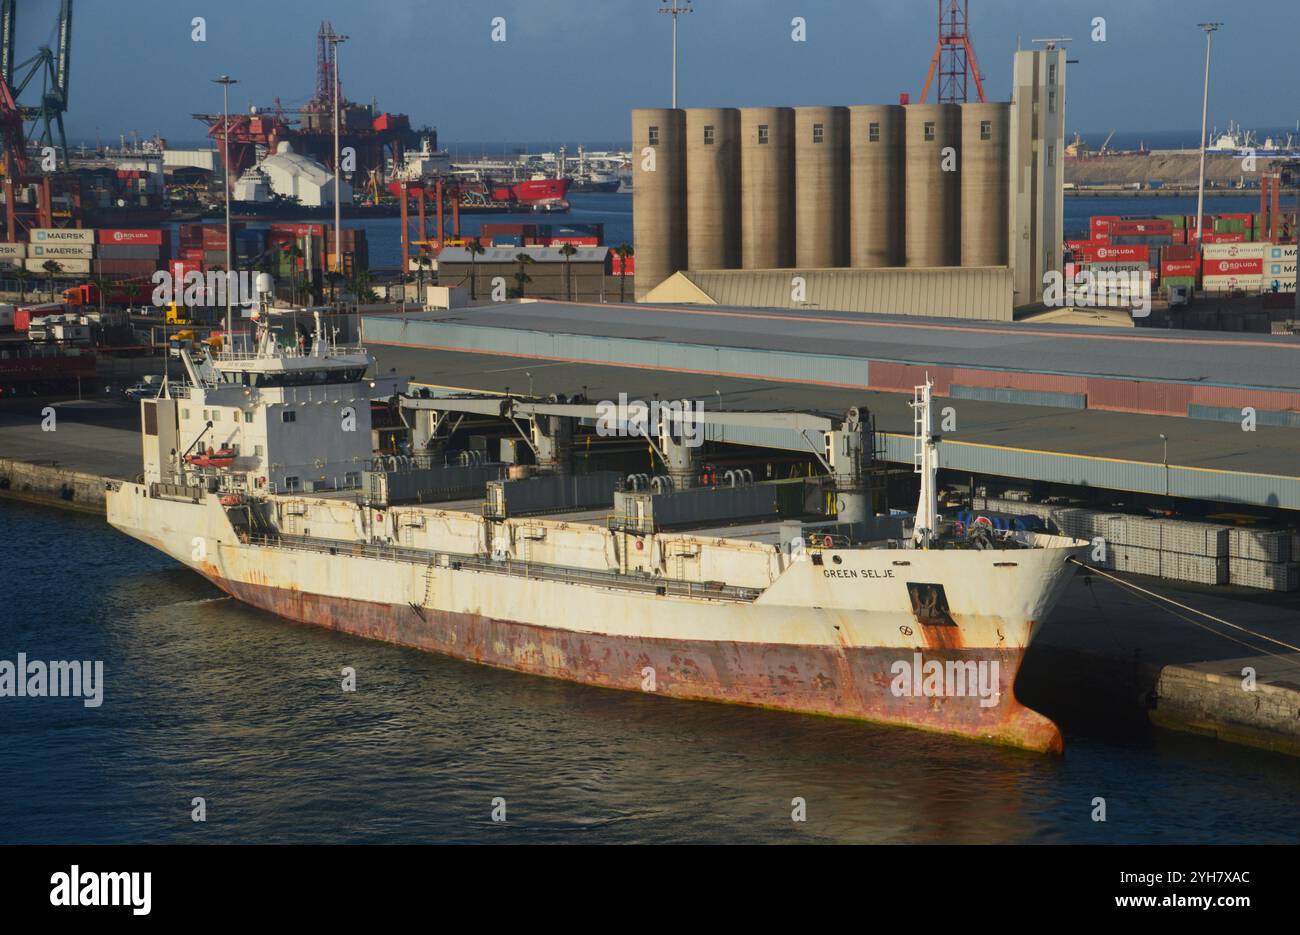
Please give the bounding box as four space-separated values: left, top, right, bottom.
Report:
757 124 769 144
812 123 824 143
648 126 659 146
281 411 296 423
868 122 880 142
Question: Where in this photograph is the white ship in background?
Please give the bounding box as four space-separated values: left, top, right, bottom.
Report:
106 298 1086 752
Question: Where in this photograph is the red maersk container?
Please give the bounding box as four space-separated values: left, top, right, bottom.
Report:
98 228 164 246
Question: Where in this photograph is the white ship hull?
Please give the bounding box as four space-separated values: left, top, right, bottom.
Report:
108 483 1086 751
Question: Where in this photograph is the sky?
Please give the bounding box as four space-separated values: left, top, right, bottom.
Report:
18 0 1299 148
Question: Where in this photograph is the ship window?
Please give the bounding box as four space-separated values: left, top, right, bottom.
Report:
1048 63 1057 85
1047 144 1056 166
1048 90 1056 114
868 122 880 142
284 476 300 491
924 121 935 141
282 410 296 423
344 471 361 487
980 120 991 141
211 410 220 422
243 411 253 423
703 125 715 145
648 126 660 146
253 445 263 456
143 402 158 436
757 124 769 144
812 123 824 143
181 409 189 419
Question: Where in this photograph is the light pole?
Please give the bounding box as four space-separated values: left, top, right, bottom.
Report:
1194 23 1221 249
658 2 692 108
329 34 349 279
1159 433 1169 500
213 75 238 341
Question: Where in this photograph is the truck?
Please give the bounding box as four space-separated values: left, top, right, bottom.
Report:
62 281 155 307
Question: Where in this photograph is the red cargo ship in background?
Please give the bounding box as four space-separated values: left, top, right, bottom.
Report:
386 176 571 214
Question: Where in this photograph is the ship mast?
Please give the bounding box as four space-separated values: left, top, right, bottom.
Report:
911 377 939 549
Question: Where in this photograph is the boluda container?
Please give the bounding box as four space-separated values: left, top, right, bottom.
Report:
98 228 164 246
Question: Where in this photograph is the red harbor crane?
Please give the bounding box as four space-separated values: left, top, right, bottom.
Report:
919 0 987 104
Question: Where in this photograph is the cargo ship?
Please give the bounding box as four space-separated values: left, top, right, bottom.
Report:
105 309 1086 752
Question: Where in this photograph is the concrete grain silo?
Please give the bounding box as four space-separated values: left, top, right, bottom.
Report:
739 107 794 269
960 103 1010 267
848 104 904 268
685 108 741 270
794 106 849 268
632 108 686 300
904 103 961 267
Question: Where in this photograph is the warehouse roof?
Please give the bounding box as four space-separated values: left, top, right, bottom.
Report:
647 266 1014 321
366 300 1300 391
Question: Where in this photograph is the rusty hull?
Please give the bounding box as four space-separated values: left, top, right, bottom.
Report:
209 571 1062 753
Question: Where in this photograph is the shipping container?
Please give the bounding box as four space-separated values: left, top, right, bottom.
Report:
271 222 326 238
97 228 164 246
30 243 94 259
25 257 91 274
1109 219 1173 236
0 242 26 258
30 228 94 244
93 259 162 275
96 244 160 260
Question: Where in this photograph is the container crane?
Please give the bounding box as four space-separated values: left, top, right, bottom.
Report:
7 0 74 159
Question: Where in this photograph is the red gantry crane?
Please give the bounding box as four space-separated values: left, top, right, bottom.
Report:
919 0 986 104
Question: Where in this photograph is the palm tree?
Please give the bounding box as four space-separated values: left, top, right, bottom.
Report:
13 267 32 302
42 260 63 301
326 270 344 308
413 254 431 307
466 237 485 300
614 243 633 304
349 269 376 303
287 244 304 305
558 242 577 301
88 274 113 316
511 252 534 299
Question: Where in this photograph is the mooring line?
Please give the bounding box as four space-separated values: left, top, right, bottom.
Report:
1067 557 1300 663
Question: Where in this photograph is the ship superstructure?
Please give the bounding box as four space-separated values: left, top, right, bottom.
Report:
107 322 1086 752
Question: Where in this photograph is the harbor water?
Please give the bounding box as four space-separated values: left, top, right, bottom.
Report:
2 499 1298 844
344 192 1261 269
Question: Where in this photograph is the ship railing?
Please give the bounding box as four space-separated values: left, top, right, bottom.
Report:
248 533 760 603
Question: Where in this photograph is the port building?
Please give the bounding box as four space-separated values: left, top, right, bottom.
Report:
631 48 1065 315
